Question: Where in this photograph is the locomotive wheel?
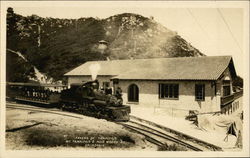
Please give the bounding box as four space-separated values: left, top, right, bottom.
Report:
82 100 89 107
78 105 84 114
96 111 101 118
88 104 96 112
79 104 86 114
108 110 115 120
60 103 66 111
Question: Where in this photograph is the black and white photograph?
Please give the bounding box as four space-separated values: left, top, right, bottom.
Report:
0 1 249 157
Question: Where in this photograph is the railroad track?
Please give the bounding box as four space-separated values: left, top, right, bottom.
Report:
6 102 85 119
124 115 223 151
118 120 202 151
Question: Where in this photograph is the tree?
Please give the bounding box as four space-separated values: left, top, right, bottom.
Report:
6 53 36 82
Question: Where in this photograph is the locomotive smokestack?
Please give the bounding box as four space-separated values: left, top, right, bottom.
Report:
89 63 101 80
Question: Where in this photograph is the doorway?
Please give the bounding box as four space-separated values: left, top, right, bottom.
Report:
128 84 139 102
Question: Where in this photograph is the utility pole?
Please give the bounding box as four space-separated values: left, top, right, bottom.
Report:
38 25 41 47
131 27 136 55
31 23 41 47
131 16 137 55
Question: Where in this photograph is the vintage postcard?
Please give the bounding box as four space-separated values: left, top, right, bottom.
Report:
0 1 249 157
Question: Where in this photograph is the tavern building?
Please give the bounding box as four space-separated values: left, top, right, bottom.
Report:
64 56 241 114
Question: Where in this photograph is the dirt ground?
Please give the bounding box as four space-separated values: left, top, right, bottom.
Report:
6 103 156 150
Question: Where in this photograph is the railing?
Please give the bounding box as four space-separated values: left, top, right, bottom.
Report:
234 90 243 99
221 90 243 108
221 94 234 106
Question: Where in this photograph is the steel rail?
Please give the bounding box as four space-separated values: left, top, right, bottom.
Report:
130 115 223 151
119 122 202 151
127 120 203 151
119 124 165 147
6 104 84 119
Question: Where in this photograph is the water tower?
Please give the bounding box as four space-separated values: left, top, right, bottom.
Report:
98 40 108 54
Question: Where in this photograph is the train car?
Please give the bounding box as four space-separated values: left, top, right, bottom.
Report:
6 82 67 107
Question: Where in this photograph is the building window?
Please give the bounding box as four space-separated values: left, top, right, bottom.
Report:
223 86 231 96
159 84 179 99
195 84 205 101
103 82 110 89
223 80 230 84
222 80 231 96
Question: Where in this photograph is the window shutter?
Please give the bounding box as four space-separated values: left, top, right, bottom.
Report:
203 84 205 100
165 84 168 98
195 85 197 99
174 84 179 98
158 84 161 99
169 84 173 98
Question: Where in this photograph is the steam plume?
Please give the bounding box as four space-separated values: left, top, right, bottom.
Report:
89 63 101 80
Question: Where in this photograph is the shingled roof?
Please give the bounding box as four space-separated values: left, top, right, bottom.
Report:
64 56 236 80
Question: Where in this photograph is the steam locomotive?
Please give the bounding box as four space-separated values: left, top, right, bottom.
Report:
6 80 131 121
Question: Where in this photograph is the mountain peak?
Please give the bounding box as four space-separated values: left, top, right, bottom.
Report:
102 13 203 59
7 8 204 81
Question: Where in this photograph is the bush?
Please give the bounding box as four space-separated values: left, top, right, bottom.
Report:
157 143 187 151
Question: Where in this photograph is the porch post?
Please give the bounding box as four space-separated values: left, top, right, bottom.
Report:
215 81 222 112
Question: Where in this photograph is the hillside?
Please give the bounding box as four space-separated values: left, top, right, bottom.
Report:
103 13 203 59
6 8 204 82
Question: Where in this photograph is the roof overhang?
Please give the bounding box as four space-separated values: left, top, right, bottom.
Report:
217 58 237 80
110 78 216 81
228 58 237 79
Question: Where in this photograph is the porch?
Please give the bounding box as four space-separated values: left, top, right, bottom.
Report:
221 90 243 108
220 90 243 114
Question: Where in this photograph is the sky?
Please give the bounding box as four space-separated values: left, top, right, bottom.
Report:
2 1 248 77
